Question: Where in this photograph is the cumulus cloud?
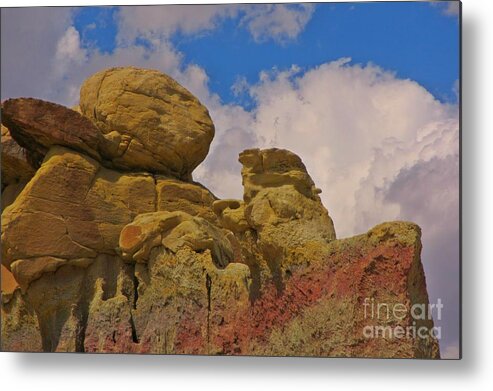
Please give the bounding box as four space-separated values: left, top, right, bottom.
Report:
52 26 88 102
55 26 87 65
116 4 314 45
384 155 459 353
1 6 212 107
240 4 315 43
0 7 73 100
116 5 237 44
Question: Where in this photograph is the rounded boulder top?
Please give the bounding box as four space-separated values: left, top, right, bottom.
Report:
79 67 215 180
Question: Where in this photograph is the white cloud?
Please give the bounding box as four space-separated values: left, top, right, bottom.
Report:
55 26 86 63
116 4 314 45
240 4 315 43
231 75 249 97
48 38 193 106
116 5 238 44
53 26 88 91
0 7 73 100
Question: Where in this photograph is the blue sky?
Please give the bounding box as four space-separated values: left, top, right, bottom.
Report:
72 2 459 106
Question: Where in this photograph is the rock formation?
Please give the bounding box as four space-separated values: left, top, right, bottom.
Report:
79 67 215 180
1 123 34 296
1 67 440 358
2 98 103 166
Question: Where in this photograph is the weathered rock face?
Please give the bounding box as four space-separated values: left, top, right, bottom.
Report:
244 221 440 358
1 67 440 358
2 98 103 165
156 178 218 224
1 124 35 190
119 211 236 267
214 148 338 294
1 146 217 291
239 147 336 251
1 146 156 290
1 289 42 352
1 124 35 294
79 67 215 180
1 123 36 214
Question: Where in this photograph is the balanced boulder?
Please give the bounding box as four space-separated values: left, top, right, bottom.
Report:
79 67 215 180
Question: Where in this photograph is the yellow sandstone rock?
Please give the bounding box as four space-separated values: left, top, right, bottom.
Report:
79 67 215 180
1 146 156 287
156 177 218 224
239 148 336 267
1 124 35 189
119 210 237 268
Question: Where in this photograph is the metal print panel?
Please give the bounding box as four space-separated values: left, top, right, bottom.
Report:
0 1 461 359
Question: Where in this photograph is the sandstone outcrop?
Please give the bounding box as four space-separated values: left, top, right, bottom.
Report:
211 148 337 294
244 221 439 358
1 67 439 358
79 67 214 180
1 148 218 291
1 124 35 190
240 148 336 278
1 123 35 209
2 98 103 165
119 211 236 267
1 289 42 352
1 124 34 293
156 178 218 224
1 146 156 290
